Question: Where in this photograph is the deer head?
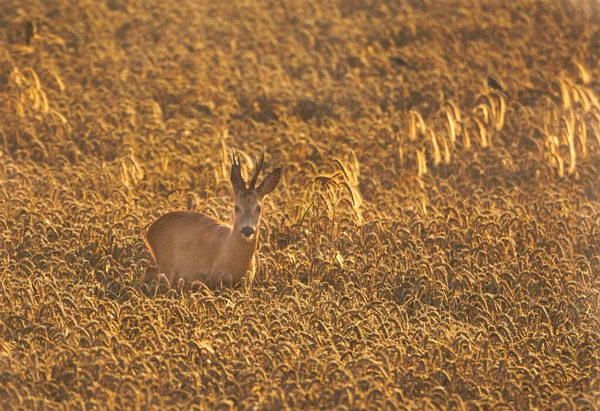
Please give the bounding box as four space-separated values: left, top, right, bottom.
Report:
230 148 281 241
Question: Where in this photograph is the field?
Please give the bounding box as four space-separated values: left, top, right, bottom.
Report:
1 0 600 409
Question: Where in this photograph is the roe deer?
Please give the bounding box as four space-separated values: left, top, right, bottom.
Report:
144 149 281 288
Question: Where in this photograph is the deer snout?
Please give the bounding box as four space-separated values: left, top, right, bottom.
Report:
241 226 255 238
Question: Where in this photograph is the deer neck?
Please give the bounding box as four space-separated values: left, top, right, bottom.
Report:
229 226 257 261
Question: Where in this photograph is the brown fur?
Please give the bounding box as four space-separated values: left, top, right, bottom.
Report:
145 211 256 287
144 150 281 289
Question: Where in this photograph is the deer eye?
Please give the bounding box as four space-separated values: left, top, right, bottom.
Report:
235 205 241 213
256 205 262 213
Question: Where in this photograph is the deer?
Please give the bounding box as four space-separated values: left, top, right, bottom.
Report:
144 149 281 289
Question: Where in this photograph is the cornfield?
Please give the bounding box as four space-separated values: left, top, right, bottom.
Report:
1 0 599 409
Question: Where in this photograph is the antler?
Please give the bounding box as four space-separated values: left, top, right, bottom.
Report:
249 147 265 190
230 149 246 190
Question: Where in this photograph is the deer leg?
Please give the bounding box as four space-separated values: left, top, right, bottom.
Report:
208 272 233 289
241 269 255 291
147 268 176 287
144 266 159 282
212 272 232 289
169 272 184 288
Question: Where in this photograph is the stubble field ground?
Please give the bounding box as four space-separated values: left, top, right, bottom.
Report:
1 0 600 409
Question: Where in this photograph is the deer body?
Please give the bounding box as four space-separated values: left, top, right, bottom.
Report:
145 149 281 288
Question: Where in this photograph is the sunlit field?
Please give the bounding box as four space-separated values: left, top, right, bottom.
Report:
1 0 599 409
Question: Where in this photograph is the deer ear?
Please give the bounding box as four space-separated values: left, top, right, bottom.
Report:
256 168 281 197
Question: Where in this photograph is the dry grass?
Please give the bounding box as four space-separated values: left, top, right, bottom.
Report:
1 0 600 409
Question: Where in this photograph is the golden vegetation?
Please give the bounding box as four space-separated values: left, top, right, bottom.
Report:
1 0 599 409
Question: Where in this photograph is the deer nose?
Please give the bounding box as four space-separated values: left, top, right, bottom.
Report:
241 227 255 237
